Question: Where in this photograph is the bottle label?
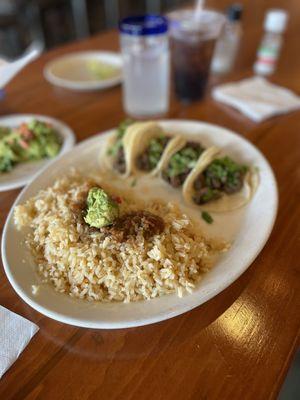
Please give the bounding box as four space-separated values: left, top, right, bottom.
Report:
257 44 280 65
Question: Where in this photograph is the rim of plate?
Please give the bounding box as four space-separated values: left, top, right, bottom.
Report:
0 114 75 192
1 120 278 329
44 51 122 91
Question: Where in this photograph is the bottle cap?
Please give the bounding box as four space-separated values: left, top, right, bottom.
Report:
264 9 288 33
227 4 243 22
119 14 168 36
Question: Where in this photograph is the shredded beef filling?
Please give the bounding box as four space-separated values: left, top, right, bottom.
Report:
136 136 170 171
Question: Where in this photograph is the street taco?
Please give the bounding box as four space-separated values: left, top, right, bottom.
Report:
125 121 186 176
160 139 206 188
102 119 135 177
183 147 259 212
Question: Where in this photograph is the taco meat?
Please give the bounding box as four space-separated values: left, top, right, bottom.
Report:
192 156 248 205
106 119 133 174
113 146 126 174
136 135 170 172
162 141 204 188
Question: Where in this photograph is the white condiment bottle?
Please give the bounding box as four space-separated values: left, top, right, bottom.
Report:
254 9 288 76
211 4 243 74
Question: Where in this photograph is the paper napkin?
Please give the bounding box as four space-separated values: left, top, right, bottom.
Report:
212 76 300 122
0 305 39 378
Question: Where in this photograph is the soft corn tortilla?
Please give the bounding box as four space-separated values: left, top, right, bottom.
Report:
158 137 210 188
101 124 139 178
157 135 187 177
183 147 259 212
124 121 186 177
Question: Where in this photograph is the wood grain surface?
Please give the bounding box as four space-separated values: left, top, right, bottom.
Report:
0 1 299 399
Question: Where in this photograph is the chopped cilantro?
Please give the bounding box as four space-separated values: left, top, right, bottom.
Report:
116 119 134 139
147 136 168 170
166 144 204 178
204 157 248 194
107 119 134 157
201 211 213 224
130 178 137 187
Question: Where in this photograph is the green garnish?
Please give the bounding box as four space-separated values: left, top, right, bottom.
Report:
147 136 168 170
204 156 248 194
201 211 213 224
130 178 137 187
201 188 221 203
107 119 134 157
116 119 134 139
84 187 119 228
107 139 123 157
166 144 203 177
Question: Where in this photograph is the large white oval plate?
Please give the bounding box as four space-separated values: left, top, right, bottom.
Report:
0 114 75 192
2 120 278 329
44 51 122 91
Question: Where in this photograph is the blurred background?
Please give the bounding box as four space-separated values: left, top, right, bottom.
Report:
0 0 298 59
0 0 190 58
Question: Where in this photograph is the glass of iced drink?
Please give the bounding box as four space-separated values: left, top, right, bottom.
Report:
119 15 169 117
168 9 225 102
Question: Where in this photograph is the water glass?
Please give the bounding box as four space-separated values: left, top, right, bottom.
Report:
119 15 169 117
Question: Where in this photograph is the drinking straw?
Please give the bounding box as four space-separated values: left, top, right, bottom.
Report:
194 0 205 20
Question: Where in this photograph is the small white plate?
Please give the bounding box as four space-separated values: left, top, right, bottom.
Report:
44 51 122 91
2 120 278 329
0 114 75 192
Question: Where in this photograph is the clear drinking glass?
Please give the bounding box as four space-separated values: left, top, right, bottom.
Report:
168 9 225 102
119 15 169 117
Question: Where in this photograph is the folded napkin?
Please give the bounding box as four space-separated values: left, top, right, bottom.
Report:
0 306 39 378
212 76 300 122
0 42 42 90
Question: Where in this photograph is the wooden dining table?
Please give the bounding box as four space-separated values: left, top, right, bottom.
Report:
0 0 299 399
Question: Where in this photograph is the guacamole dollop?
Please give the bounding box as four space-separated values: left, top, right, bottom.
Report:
84 187 119 228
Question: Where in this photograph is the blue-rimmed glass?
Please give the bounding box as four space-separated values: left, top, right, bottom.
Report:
119 14 170 117
119 15 168 36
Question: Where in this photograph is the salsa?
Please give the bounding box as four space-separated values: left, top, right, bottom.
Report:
103 210 165 241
